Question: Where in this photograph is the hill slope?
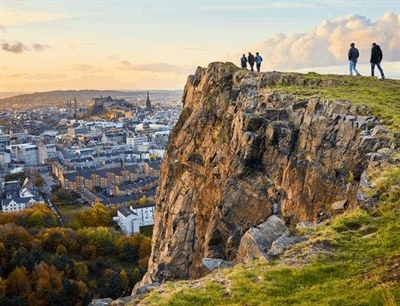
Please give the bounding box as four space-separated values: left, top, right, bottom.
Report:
113 63 400 305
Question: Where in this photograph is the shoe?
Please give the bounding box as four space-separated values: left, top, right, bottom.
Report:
356 73 361 76
381 76 385 80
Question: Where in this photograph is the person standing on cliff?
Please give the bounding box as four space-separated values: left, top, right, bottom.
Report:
348 42 361 76
370 42 385 80
240 54 248 69
255 52 263 72
247 52 255 71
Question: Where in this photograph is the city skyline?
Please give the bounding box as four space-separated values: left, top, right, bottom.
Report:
1 0 399 93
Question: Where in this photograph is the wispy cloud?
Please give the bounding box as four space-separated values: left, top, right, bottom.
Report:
117 61 193 74
70 64 102 73
1 41 51 53
32 43 50 52
7 73 66 80
1 41 26 53
180 47 210 52
202 1 315 11
1 5 70 26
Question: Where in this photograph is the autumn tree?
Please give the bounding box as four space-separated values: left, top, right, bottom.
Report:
30 262 63 306
5 267 31 298
119 269 129 294
87 227 115 256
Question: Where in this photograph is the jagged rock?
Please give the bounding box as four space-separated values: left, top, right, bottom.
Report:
331 199 348 211
139 62 398 286
296 221 317 229
268 236 306 256
88 298 113 306
202 258 234 271
134 282 160 295
235 215 290 262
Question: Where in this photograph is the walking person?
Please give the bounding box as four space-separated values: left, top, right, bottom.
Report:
255 52 263 72
247 52 255 72
370 42 385 80
240 54 248 69
348 42 361 76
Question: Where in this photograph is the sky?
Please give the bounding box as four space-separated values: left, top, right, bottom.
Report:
0 0 399 93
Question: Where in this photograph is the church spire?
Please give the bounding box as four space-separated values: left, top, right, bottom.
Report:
146 91 152 111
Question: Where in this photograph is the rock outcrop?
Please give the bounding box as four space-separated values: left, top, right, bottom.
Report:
140 62 397 285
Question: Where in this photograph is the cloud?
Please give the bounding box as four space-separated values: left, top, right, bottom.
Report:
229 12 400 71
117 61 194 74
70 64 102 73
32 43 50 51
1 5 70 27
1 41 26 53
203 1 315 11
1 41 51 53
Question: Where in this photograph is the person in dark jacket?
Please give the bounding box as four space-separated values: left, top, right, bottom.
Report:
247 52 255 71
370 43 385 79
348 42 361 76
240 54 248 69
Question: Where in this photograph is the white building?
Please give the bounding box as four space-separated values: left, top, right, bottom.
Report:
38 142 58 163
1 197 40 213
7 143 39 165
114 204 155 235
0 151 11 166
127 134 149 151
0 133 10 143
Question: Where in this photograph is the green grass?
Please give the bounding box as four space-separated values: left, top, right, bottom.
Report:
141 205 400 305
273 73 400 132
134 73 400 306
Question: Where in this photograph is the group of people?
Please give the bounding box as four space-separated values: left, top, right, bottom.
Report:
241 52 263 72
348 42 385 80
240 43 385 80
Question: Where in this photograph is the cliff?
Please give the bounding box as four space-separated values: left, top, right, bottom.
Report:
141 62 397 284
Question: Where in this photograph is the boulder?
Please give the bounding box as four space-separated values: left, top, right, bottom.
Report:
235 215 289 262
268 236 306 256
202 258 234 272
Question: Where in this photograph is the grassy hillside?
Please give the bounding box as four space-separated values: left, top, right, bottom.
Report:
276 73 400 132
132 74 400 306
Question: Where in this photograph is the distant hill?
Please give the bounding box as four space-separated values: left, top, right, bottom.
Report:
0 89 182 111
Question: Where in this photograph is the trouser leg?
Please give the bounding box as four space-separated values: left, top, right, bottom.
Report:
376 63 384 78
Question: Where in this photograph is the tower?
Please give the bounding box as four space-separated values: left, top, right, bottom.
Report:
73 97 77 119
145 91 152 111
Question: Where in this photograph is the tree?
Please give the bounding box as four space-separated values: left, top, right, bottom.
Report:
55 245 67 256
118 242 139 263
10 247 34 271
4 228 32 249
138 196 150 205
138 238 152 269
42 230 63 252
119 269 129 294
5 267 31 298
87 227 115 256
31 262 63 305
104 269 122 299
30 211 45 228
0 277 6 300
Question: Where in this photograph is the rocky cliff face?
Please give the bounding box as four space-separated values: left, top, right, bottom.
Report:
141 62 396 284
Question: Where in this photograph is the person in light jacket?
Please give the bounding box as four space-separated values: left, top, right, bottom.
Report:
348 42 361 76
255 52 263 72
